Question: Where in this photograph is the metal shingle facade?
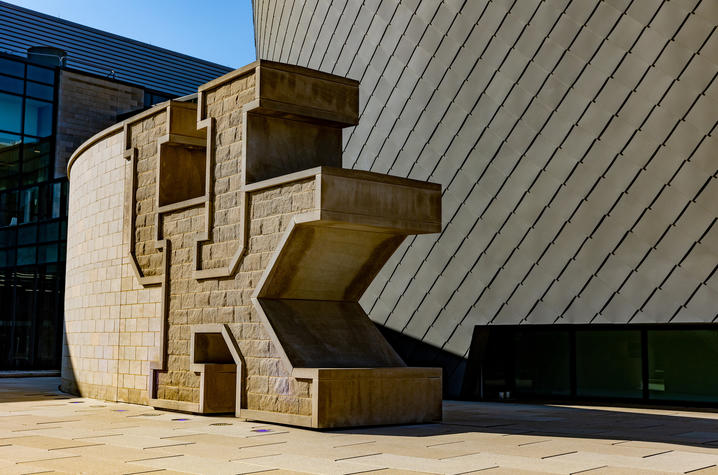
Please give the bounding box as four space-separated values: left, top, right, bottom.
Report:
256 0 718 394
0 1 232 96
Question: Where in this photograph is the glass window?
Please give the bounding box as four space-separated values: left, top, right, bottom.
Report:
0 227 15 247
0 133 21 190
51 182 62 218
648 330 718 403
16 245 35 265
514 330 571 397
576 330 642 398
35 265 60 364
25 81 54 101
0 248 14 267
0 190 18 226
27 65 54 84
0 93 23 134
37 243 57 263
21 139 51 186
18 186 38 224
23 99 53 137
17 224 36 245
0 74 24 95
38 222 58 242
0 58 24 78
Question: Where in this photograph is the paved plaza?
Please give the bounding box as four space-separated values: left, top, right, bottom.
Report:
0 377 717 474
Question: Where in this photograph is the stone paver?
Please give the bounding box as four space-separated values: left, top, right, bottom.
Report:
1 378 717 474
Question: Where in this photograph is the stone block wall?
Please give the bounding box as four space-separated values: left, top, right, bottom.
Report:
130 110 167 278
56 71 143 178
150 179 315 414
200 71 256 271
62 127 162 404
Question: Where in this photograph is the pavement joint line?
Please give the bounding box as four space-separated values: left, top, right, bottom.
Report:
72 434 123 439
11 427 63 432
685 464 718 473
439 451 482 460
82 433 137 441
159 433 206 439
343 468 391 475
454 468 500 474
36 419 79 424
48 442 106 450
15 455 82 464
121 470 169 475
518 439 551 446
125 454 184 463
235 468 283 475
230 453 283 461
142 441 196 449
246 431 289 438
541 450 578 459
333 441 376 448
569 466 608 474
334 452 382 461
643 449 674 458
426 440 465 447
239 441 287 448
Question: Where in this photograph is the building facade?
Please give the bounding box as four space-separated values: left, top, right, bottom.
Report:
0 1 232 370
255 0 718 403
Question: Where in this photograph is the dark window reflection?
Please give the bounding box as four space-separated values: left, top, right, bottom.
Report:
24 99 53 137
19 186 39 224
514 330 570 397
576 330 642 398
0 93 23 133
25 81 54 101
0 74 24 95
17 246 36 265
0 58 24 77
648 330 718 403
35 264 61 364
26 65 54 84
22 138 51 185
0 133 21 190
17 224 36 244
0 190 18 226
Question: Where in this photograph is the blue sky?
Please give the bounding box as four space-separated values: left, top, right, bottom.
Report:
10 0 256 68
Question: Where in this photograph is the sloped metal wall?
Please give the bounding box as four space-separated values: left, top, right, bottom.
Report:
255 0 718 393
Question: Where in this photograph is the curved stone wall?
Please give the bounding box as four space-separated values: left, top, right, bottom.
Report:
62 123 162 404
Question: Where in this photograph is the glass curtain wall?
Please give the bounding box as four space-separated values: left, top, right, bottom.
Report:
466 325 718 405
0 55 66 370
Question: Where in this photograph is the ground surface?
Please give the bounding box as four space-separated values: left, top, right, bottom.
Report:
0 378 717 474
